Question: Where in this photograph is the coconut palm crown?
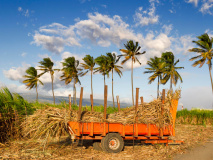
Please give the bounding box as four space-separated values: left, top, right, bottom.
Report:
38 57 59 104
144 56 166 98
80 55 95 95
119 40 146 106
161 52 184 90
106 52 123 107
94 55 110 86
188 33 213 93
23 67 43 101
60 57 82 105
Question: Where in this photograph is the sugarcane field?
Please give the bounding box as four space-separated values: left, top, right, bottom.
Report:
1 1 213 159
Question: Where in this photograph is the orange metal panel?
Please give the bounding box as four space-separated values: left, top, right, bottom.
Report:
122 124 125 137
170 99 178 136
135 123 138 137
89 122 93 136
102 122 106 136
68 121 173 138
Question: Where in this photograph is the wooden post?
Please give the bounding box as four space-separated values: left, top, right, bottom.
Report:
140 96 143 105
90 94 94 112
78 87 83 121
69 94 72 111
162 89 165 104
104 85 107 120
135 88 139 122
140 96 143 110
160 89 165 137
116 96 120 112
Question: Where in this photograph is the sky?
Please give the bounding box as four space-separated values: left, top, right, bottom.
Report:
0 0 213 109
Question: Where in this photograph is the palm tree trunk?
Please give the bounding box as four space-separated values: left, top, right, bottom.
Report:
157 76 159 98
51 74 55 104
91 69 93 96
208 64 213 94
112 69 115 107
104 75 106 86
74 78 77 105
170 76 172 90
131 58 134 106
36 85 38 102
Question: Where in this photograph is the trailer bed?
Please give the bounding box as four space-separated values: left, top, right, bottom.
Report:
67 121 174 140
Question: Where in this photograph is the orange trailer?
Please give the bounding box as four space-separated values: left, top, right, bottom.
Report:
67 87 183 153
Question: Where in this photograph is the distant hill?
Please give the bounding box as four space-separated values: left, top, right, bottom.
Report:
19 93 131 108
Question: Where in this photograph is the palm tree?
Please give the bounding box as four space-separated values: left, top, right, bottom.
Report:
144 56 165 98
94 55 110 86
23 67 43 101
119 40 146 106
189 33 213 93
106 52 123 107
38 57 59 104
161 52 184 90
80 55 95 96
60 57 81 105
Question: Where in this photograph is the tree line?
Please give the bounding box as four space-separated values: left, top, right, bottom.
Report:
23 33 213 106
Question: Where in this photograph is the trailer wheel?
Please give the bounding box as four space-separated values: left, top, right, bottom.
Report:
93 142 102 151
101 133 124 153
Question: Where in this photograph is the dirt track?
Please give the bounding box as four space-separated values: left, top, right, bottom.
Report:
0 124 213 159
174 139 213 160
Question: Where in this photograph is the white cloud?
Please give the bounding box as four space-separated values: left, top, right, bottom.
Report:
185 0 199 7
74 13 139 47
134 0 159 26
18 7 22 12
173 34 194 55
25 9 29 17
18 7 30 17
21 52 27 57
61 51 84 62
74 17 80 22
3 63 31 82
33 13 140 52
7 84 31 94
38 53 50 59
162 24 173 35
32 33 66 54
143 32 172 54
185 0 213 15
32 23 80 54
200 0 213 15
205 29 213 37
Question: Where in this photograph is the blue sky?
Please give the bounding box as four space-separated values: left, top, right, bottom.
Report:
0 0 213 109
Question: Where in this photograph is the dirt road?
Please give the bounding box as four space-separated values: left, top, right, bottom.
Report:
174 139 213 160
0 125 213 159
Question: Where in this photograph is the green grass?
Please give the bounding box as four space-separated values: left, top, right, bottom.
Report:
176 109 213 125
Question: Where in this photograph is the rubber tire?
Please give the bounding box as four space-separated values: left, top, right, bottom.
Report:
93 142 102 151
101 133 124 153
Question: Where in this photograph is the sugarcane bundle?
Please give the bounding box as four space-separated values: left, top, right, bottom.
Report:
69 110 104 122
21 107 70 139
22 109 104 139
107 98 173 125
